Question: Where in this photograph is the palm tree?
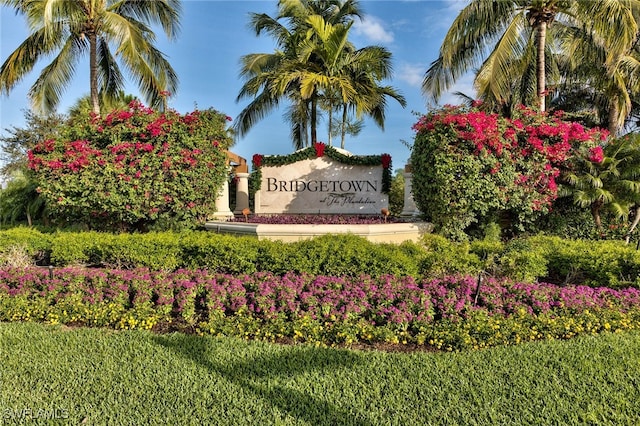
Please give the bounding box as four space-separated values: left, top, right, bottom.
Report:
423 0 639 113
67 91 137 119
291 14 357 146
236 0 364 148
338 46 406 148
237 1 404 150
0 0 181 115
560 137 640 232
555 20 640 135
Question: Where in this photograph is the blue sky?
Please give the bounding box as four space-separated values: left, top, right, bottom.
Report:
0 0 473 169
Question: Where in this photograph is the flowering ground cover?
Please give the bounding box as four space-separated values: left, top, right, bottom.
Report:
2 267 639 351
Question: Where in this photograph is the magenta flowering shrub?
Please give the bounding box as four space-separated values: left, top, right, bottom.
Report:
2 267 640 349
27 101 233 231
410 104 608 240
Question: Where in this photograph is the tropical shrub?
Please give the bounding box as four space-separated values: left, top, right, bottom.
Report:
44 231 421 277
27 101 233 231
528 235 640 288
388 168 406 215
410 104 608 240
559 132 640 236
419 234 483 277
0 172 46 226
536 197 600 239
286 234 422 277
4 228 640 287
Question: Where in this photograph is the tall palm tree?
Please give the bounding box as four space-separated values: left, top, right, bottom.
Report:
237 1 404 150
423 0 639 113
0 0 181 115
236 0 364 149
292 15 357 146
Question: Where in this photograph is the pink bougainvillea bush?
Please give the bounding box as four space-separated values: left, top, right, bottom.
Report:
28 101 233 231
2 267 639 350
410 104 608 240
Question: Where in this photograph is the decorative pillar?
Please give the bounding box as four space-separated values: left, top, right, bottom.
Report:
401 164 420 217
233 172 250 214
254 190 262 214
212 169 234 221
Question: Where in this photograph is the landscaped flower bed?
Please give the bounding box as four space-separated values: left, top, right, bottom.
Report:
228 214 410 224
2 267 640 351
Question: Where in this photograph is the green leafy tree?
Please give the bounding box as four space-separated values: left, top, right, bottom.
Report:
0 109 65 179
423 0 639 113
0 0 181 115
28 101 233 231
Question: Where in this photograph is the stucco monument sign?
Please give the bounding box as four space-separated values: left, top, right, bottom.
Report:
250 143 392 215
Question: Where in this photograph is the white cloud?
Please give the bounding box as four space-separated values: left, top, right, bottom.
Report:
397 63 425 88
352 15 394 44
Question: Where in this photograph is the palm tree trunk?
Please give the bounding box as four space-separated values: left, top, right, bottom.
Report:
327 102 333 146
89 32 100 115
591 201 603 232
535 21 547 113
608 97 620 136
311 96 317 144
625 205 640 244
341 104 347 149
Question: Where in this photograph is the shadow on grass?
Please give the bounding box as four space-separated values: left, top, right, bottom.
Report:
153 334 372 425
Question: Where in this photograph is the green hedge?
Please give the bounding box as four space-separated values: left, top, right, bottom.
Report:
2 228 640 287
0 229 423 278
526 236 640 288
417 234 640 288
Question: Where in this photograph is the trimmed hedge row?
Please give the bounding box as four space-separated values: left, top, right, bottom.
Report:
1 228 640 287
0 228 421 278
421 234 640 288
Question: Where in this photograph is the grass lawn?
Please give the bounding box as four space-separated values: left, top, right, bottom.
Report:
2 322 640 425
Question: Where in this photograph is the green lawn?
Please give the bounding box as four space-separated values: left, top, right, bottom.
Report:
2 322 640 425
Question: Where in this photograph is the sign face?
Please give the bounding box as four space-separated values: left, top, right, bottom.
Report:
255 156 388 214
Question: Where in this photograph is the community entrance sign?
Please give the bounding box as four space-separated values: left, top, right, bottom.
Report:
251 145 390 215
